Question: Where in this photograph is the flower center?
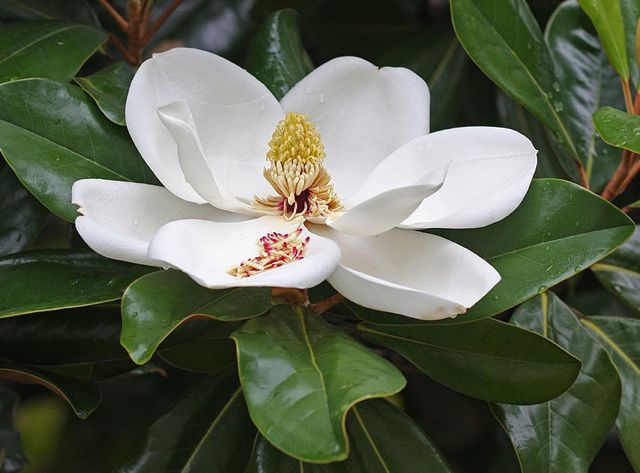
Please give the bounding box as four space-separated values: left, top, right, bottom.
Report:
253 113 342 220
227 220 310 278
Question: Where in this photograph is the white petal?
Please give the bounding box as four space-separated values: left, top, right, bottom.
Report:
147 217 341 289
310 226 500 320
397 127 537 229
281 56 429 198
126 48 283 203
156 100 263 216
327 183 441 236
72 179 246 266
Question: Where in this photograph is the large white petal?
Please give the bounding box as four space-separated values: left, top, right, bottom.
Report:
310 226 500 320
72 179 246 266
147 217 341 289
280 56 429 199
126 48 283 203
397 127 537 229
156 100 263 216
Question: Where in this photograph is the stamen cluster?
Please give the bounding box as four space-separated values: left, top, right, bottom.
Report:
254 113 341 220
227 226 310 278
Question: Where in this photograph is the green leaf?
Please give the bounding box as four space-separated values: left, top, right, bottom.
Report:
378 32 468 131
491 293 621 473
0 21 106 84
121 269 271 365
158 323 238 374
254 399 452 473
620 0 640 86
0 78 157 222
0 249 152 318
0 360 101 419
582 316 640 470
450 0 579 160
545 1 624 191
231 305 406 462
592 227 640 315
0 0 99 24
115 371 256 473
358 317 581 404
0 166 47 257
0 388 26 473
245 9 313 100
594 106 640 153
432 179 635 321
578 0 629 79
75 61 134 126
0 307 124 365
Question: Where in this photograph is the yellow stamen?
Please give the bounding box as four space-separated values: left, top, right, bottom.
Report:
253 113 342 220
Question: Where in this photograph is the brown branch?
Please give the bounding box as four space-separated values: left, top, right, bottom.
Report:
310 294 344 315
98 0 128 32
145 0 183 41
622 78 634 114
108 33 136 64
575 159 589 189
613 156 640 198
601 150 633 201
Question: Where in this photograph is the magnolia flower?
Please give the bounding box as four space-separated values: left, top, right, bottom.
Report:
72 48 537 320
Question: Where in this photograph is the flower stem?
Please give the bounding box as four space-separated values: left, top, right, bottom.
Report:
310 294 345 315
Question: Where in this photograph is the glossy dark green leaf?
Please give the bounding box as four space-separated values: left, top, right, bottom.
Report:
121 269 271 364
592 227 640 315
578 0 629 79
0 21 105 84
545 1 624 191
0 307 124 365
231 305 406 462
245 9 313 100
0 0 99 24
116 371 255 473
359 317 580 404
620 0 640 86
378 32 468 131
0 249 152 318
496 91 574 181
492 293 621 473
451 0 579 161
255 399 452 473
0 388 25 473
432 179 635 321
594 106 640 153
0 166 47 257
158 323 238 374
0 360 101 418
582 316 640 470
0 79 157 222
75 61 134 126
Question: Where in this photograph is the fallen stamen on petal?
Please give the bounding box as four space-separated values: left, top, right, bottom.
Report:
253 113 342 220
227 219 310 278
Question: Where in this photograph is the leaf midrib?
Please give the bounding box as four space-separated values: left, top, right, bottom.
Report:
457 0 578 158
0 119 132 182
0 25 76 65
359 324 573 366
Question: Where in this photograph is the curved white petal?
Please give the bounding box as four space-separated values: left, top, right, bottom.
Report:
327 183 441 236
72 179 246 266
310 226 500 320
147 217 341 289
281 56 429 199
126 48 283 203
396 127 537 229
156 100 263 216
